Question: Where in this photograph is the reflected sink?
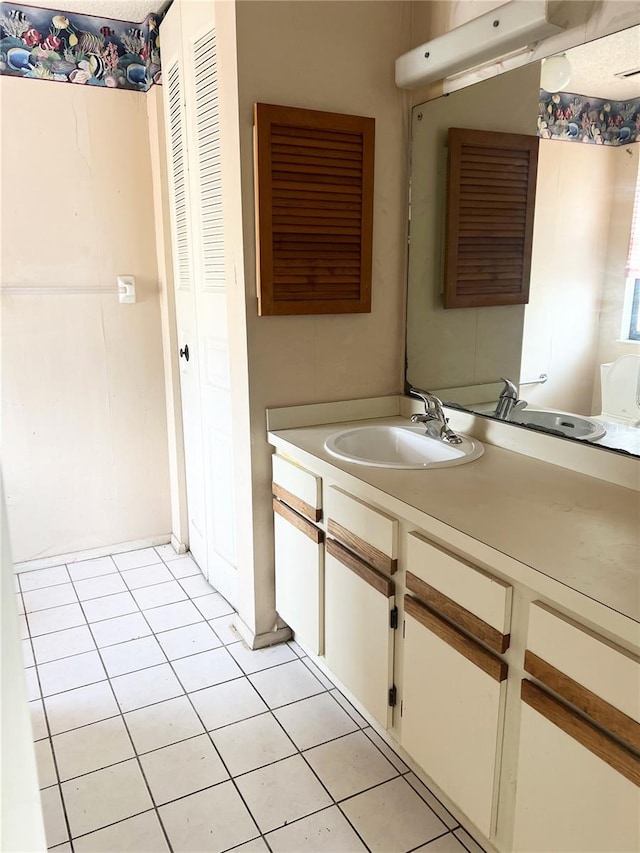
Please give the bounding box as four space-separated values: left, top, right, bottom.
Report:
508 408 606 441
324 425 484 469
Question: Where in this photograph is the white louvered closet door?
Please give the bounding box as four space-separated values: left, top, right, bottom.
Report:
161 4 209 575
162 1 238 606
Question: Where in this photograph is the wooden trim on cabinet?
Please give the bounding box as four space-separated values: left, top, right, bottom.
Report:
521 680 640 787
273 498 323 544
327 519 397 575
404 595 507 683
406 572 510 654
272 483 321 522
524 651 640 754
327 538 394 597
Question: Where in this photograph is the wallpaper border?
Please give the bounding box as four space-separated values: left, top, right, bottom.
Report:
539 90 640 145
0 2 162 91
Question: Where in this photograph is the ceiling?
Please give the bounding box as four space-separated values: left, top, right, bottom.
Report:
565 25 640 100
14 0 162 23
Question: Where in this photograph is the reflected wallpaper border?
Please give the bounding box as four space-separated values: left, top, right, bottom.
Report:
0 2 162 91
539 90 640 145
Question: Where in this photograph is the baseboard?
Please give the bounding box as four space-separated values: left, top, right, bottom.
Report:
232 615 292 650
14 534 173 573
170 534 188 555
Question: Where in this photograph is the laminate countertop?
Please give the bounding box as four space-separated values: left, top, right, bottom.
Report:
269 417 640 625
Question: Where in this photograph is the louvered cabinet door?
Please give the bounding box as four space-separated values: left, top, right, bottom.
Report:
444 127 539 308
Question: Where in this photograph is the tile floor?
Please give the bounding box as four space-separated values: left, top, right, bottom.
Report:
18 545 485 853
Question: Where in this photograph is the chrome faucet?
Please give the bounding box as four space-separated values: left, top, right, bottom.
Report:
409 388 463 445
494 378 527 420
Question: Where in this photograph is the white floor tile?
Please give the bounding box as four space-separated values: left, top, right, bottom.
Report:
267 805 367 852
172 647 242 692
236 754 332 834
101 635 165 677
132 580 188 611
82 592 139 623
159 781 259 853
304 730 397 801
20 565 70 592
45 681 120 735
67 556 117 582
177 572 215 599
35 738 58 788
90 613 151 648
121 563 173 590
22 638 34 667
111 663 184 713
40 786 69 847
211 712 296 776
231 840 269 853
25 667 41 700
38 651 106 697
155 543 184 562
16 592 25 613
415 833 468 852
453 828 486 853
287 639 306 658
208 614 240 645
74 574 127 601
23 583 78 613
340 777 447 853
364 727 410 773
73 810 170 853
53 716 135 781
248 660 325 709
274 692 358 751
32 625 96 665
140 733 228 805
330 690 368 728
112 548 162 571
124 695 204 754
28 603 86 637
193 592 235 620
156 621 221 661
61 759 153 837
166 555 201 578
406 774 459 831
301 658 335 690
30 699 48 741
18 613 29 639
228 642 297 675
49 842 73 853
143 600 204 633
189 678 268 731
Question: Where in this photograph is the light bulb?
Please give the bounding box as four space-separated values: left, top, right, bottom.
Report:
540 54 572 93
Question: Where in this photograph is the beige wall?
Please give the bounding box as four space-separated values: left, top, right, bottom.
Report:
231 0 412 637
522 141 615 416
406 62 541 396
0 78 171 562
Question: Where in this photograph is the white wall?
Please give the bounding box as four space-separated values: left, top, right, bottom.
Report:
0 78 171 562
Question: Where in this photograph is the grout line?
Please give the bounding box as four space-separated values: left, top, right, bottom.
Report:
405 829 458 853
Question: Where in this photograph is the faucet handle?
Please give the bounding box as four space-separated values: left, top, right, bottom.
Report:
409 387 438 411
499 378 519 400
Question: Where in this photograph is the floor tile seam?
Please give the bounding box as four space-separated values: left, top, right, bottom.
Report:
360 726 411 775
293 721 381 756
231 652 323 679
405 829 459 853
404 773 461 830
18 575 72 593
32 642 100 668
21 595 82 616
66 805 162 846
328 690 369 730
259 801 374 853
453 828 486 853
68 595 176 853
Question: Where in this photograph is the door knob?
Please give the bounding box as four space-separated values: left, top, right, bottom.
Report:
179 344 190 361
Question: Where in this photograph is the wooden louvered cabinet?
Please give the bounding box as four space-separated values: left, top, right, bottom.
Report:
253 103 375 316
444 127 539 309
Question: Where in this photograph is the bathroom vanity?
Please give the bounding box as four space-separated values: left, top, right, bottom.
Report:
267 396 639 853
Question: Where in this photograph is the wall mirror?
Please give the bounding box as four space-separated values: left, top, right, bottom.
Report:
406 24 640 457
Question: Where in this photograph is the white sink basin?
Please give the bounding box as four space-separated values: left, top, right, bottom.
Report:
324 425 484 469
508 409 606 441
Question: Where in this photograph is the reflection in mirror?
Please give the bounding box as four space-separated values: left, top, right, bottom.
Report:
406 25 640 457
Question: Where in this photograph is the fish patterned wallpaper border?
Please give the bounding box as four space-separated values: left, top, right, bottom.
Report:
539 90 640 145
0 2 162 91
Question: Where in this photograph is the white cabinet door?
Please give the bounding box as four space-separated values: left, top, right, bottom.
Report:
274 501 323 655
401 596 508 839
324 539 396 729
513 681 640 853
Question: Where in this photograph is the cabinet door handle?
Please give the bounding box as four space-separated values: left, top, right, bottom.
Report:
327 519 397 575
521 680 640 787
327 538 394 598
273 498 323 544
404 594 507 683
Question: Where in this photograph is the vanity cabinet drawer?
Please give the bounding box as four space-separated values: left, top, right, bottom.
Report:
407 532 512 652
272 454 322 522
526 602 640 732
326 486 398 575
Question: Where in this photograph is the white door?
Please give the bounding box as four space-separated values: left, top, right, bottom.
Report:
161 1 237 605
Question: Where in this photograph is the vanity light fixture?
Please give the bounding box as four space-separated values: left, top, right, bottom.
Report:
395 0 565 89
540 53 572 92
